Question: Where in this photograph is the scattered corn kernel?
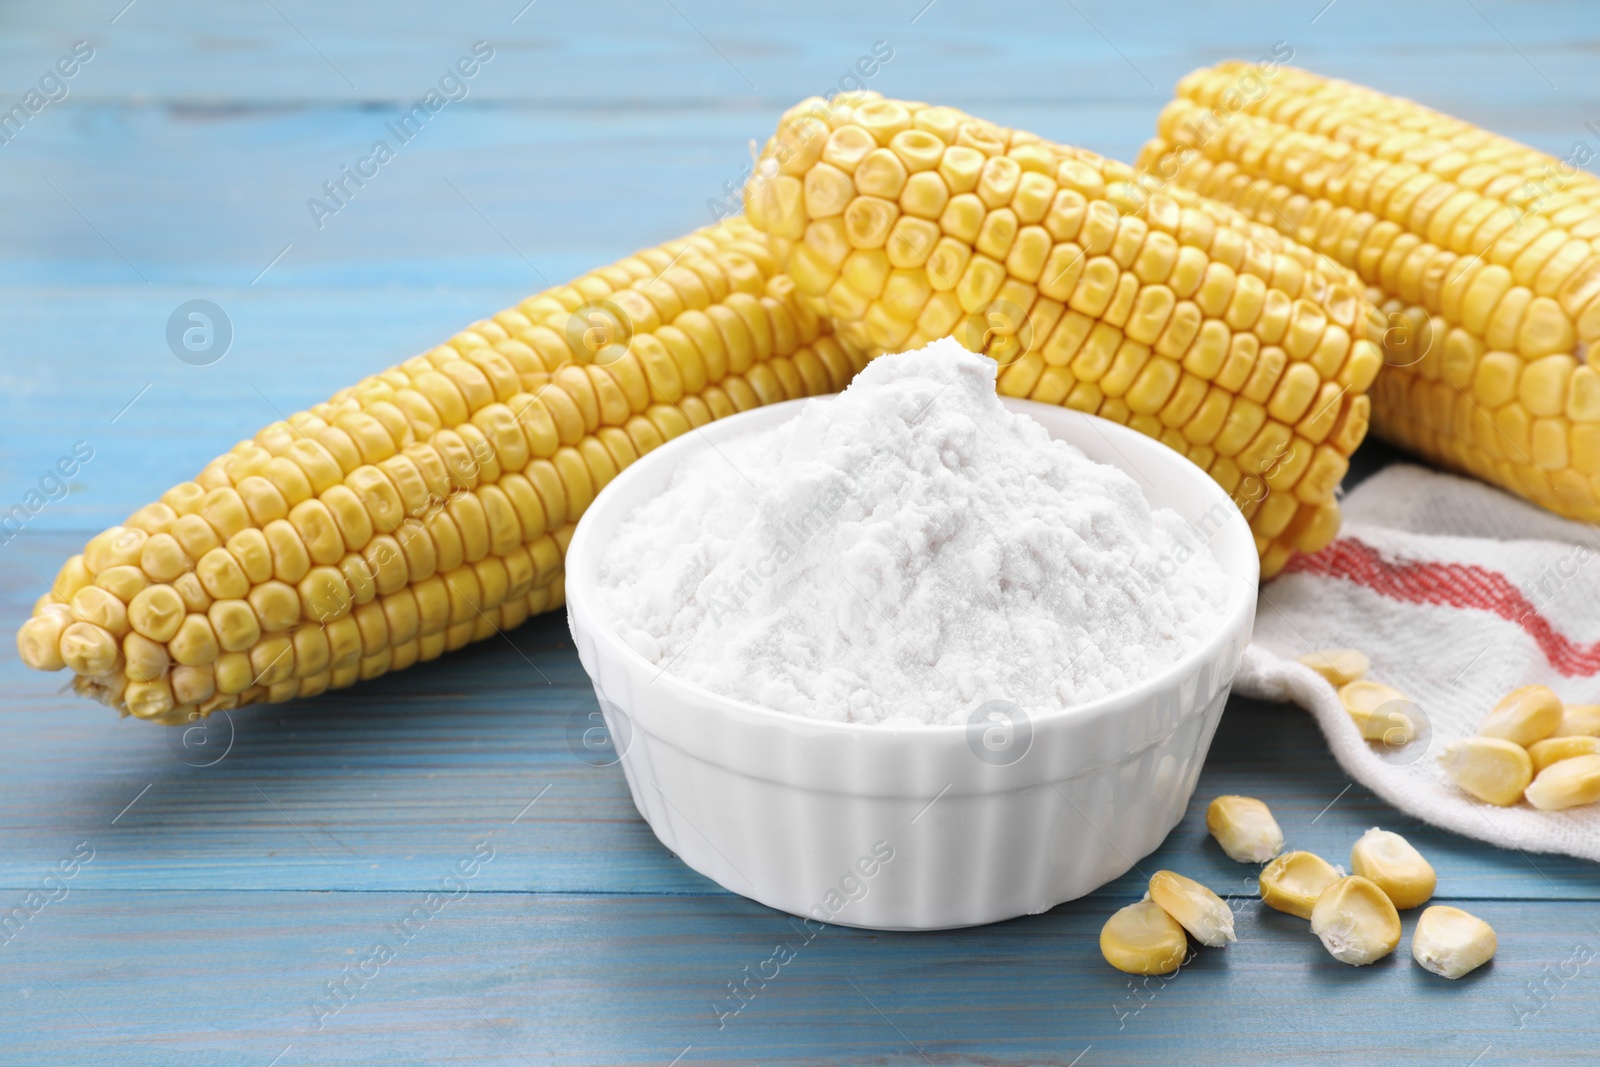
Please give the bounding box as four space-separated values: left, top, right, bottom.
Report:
1297 648 1369 687
1205 795 1285 863
1148 870 1235 947
1478 685 1563 746
1259 850 1343 919
1528 735 1600 772
1558 704 1600 737
1523 754 1600 811
1310 875 1402 966
1349 828 1436 910
1411 905 1497 979
1438 737 1534 806
1099 899 1189 976
1338 680 1417 744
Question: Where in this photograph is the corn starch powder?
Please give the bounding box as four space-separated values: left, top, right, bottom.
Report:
599 338 1230 725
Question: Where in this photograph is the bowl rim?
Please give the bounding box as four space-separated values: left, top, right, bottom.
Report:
565 393 1259 737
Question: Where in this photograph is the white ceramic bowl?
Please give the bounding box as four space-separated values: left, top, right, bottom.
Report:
565 397 1258 930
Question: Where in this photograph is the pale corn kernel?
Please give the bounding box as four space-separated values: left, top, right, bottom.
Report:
1259 851 1343 919
1338 680 1417 744
751 174 806 239
169 614 219 666
84 526 147 573
1012 171 1058 224
977 155 1021 209
196 547 251 599
1148 870 1235 947
897 171 948 221
208 600 261 653
213 651 255 695
32 593 63 619
937 144 984 194
1439 737 1534 806
128 585 186 644
170 664 216 706
124 677 175 721
853 100 912 145
1205 795 1285 863
975 207 1018 260
1100 900 1189 976
1411 905 1497 979
122 632 170 685
803 162 855 218
890 129 945 173
821 123 875 173
1297 647 1369 686
300 566 353 623
887 216 940 268
1310 876 1402 966
1528 735 1600 772
841 248 890 298
1557 703 1600 737
1524 754 1600 811
1478 684 1563 746
250 636 296 687
94 565 150 603
926 237 972 292
16 613 70 671
1349 828 1436 910
857 147 908 201
51 555 93 602
843 196 898 248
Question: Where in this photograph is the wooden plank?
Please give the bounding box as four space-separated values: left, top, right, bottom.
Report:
0 2 1593 287
3 532 1594 898
4 1 1600 1061
2 80 1595 289
1 888 1594 1065
3 0 1594 115
0 290 522 532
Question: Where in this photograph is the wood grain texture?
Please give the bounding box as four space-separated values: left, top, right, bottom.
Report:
3 0 1599 1062
3 891 1597 1065
2 0 1596 289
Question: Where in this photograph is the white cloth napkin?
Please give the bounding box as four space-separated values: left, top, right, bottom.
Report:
1237 463 1600 862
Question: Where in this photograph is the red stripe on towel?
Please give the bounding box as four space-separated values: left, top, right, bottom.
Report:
1284 537 1600 676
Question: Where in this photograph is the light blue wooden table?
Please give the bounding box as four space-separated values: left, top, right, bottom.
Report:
3 1 1598 1063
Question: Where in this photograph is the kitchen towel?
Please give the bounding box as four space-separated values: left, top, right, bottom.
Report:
1237 462 1600 862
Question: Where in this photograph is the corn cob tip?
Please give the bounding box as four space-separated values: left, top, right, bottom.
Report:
23 217 871 719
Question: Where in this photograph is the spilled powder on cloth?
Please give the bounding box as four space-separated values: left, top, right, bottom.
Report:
598 338 1231 726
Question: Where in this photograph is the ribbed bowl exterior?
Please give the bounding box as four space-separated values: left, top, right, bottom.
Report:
566 398 1258 930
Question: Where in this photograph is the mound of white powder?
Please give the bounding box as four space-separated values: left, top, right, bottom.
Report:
597 338 1232 726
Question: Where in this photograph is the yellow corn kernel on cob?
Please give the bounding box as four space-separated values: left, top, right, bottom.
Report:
1140 63 1600 520
17 218 868 722
746 93 1380 577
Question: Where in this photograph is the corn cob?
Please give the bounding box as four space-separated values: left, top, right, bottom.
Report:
745 93 1380 577
16 218 867 722
1139 63 1600 521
